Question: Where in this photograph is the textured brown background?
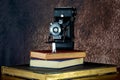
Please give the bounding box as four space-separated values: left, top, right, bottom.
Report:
27 0 120 66
0 0 120 66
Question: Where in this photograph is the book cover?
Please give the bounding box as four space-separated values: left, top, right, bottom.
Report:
30 50 86 60
30 58 84 68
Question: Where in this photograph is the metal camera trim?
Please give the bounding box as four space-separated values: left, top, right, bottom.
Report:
50 22 61 36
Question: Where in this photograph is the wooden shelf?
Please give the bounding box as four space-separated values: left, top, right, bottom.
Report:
1 62 117 80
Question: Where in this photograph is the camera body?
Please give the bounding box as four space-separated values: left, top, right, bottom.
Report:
49 7 76 50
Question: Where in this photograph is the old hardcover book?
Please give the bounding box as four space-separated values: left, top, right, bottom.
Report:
30 50 86 60
1 62 117 80
30 58 84 68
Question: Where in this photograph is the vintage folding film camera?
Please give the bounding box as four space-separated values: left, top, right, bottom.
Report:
48 7 76 50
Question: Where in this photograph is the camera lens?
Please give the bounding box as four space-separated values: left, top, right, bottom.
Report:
53 27 59 33
50 22 61 36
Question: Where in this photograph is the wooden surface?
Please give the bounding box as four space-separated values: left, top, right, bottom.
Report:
1 62 117 80
73 73 120 80
1 72 120 80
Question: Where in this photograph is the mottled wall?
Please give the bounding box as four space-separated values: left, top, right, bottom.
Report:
0 0 120 66
74 0 120 66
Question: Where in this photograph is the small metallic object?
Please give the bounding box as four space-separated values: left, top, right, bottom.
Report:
60 14 64 17
52 42 56 53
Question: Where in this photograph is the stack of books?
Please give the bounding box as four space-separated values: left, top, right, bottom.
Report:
30 50 86 68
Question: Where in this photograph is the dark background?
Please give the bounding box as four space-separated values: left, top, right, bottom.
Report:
0 0 120 66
